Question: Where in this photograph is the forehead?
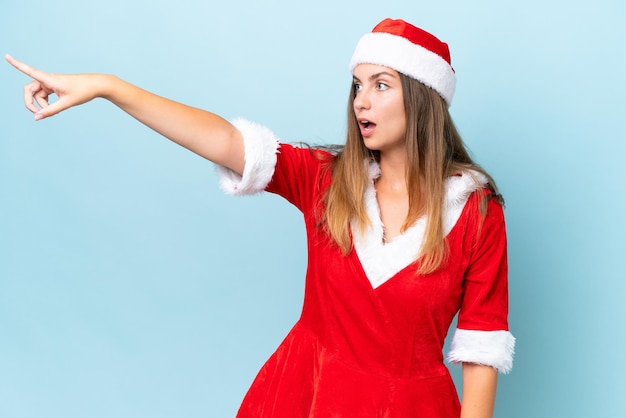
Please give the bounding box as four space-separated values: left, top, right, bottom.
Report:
352 63 401 79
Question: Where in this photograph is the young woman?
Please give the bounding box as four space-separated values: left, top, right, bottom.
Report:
7 18 514 418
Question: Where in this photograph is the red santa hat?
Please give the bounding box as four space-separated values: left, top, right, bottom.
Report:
349 18 456 106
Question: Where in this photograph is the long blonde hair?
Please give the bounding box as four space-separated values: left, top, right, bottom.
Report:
320 74 502 274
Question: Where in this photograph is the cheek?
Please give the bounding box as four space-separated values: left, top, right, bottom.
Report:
381 97 405 121
390 96 405 120
391 103 406 129
392 111 407 141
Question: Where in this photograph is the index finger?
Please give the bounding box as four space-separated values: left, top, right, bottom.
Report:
5 54 49 82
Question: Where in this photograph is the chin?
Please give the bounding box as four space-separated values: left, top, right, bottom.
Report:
362 139 382 151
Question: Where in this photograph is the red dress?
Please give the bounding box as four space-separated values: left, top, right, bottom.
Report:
217 120 514 418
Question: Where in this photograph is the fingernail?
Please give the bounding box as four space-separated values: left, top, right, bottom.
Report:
34 113 43 121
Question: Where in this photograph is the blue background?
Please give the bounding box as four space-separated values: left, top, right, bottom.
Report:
1 0 625 417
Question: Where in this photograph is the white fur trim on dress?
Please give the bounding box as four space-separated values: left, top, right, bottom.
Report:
351 164 487 289
215 118 280 195
447 329 516 374
349 32 456 106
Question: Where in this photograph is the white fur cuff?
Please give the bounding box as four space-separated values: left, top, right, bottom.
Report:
447 329 516 374
215 118 280 195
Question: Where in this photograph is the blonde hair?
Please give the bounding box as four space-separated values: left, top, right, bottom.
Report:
320 74 502 274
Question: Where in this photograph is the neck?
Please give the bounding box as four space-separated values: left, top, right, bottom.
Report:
377 152 408 192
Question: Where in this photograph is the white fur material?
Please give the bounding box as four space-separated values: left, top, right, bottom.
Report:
447 329 516 374
349 32 456 106
351 163 487 289
215 118 281 195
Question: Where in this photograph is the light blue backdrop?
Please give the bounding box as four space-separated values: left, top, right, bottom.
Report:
1 1 624 417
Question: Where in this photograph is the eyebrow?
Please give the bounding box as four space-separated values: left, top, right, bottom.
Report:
352 71 398 83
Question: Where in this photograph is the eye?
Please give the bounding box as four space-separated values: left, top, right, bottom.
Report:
376 82 389 91
353 83 363 92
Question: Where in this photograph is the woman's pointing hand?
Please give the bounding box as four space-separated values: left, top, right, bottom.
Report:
5 54 108 121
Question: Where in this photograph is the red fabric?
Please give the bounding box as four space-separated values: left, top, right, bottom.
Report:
372 18 452 65
236 144 509 418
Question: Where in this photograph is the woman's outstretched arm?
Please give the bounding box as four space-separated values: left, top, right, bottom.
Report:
5 54 244 174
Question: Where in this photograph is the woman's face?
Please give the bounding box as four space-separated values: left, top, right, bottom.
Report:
352 64 406 155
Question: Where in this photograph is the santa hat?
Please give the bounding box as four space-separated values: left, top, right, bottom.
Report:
349 18 456 106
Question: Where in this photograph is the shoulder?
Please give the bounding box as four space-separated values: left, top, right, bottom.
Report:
266 143 337 211
273 143 336 181
445 171 505 238
278 142 336 161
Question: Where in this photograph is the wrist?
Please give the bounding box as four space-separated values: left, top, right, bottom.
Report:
97 74 122 101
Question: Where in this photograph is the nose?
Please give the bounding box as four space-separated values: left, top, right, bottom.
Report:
353 88 371 111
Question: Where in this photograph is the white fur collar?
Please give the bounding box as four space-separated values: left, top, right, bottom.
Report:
351 161 487 288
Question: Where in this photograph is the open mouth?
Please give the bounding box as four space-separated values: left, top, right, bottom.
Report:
359 119 376 135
